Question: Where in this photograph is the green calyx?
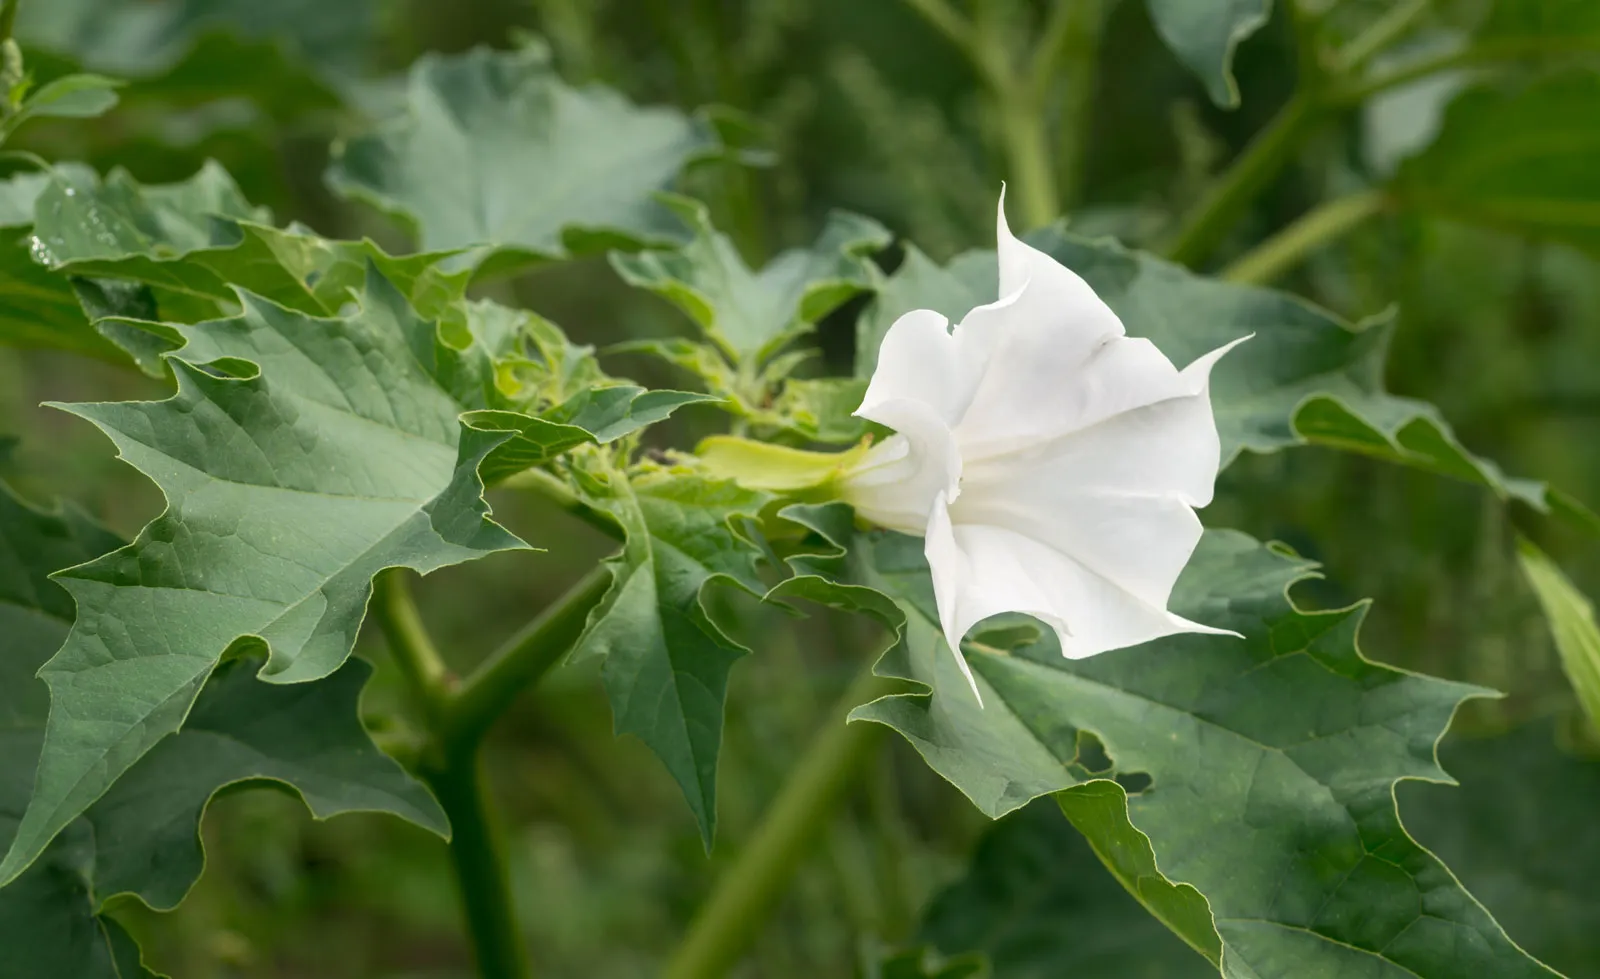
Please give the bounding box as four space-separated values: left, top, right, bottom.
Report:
695 434 873 496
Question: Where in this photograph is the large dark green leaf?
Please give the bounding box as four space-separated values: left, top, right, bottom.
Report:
573 467 771 845
0 265 529 888
327 44 729 274
1144 0 1271 108
1397 72 1600 254
1401 724 1600 979
0 482 443 978
611 196 889 365
857 229 1585 525
852 530 1558 977
920 801 1213 978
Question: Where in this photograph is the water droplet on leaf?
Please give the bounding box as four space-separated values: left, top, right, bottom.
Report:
27 236 57 267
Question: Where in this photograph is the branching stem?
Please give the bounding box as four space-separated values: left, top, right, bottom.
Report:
1161 93 1319 266
1221 189 1389 285
374 555 616 979
442 565 613 751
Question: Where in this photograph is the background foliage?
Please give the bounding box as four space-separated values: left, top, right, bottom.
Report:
2 0 1599 977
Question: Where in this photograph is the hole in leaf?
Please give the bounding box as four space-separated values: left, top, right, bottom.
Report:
1074 729 1114 774
1116 771 1153 796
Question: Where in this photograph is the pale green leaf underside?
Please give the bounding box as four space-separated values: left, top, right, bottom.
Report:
1144 0 1271 108
0 267 527 889
574 470 771 845
327 44 722 271
0 483 442 977
851 530 1557 977
857 230 1586 526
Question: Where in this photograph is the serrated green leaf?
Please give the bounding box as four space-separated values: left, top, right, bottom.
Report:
8 160 487 374
858 229 1593 529
573 467 771 844
545 386 720 443
31 159 269 267
767 377 872 444
852 529 1558 977
920 800 1213 977
1401 724 1600 978
327 44 728 273
611 196 889 364
1516 538 1600 735
0 166 91 228
1145 0 1271 109
0 164 140 362
29 162 469 321
1398 72 1600 253
0 237 128 361
0 481 442 978
607 338 743 402
0 265 530 888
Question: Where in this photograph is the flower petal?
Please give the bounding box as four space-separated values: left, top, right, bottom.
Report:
924 493 983 704
928 520 1235 665
949 489 1204 610
857 308 980 428
962 336 1244 506
948 205 1129 446
841 397 961 536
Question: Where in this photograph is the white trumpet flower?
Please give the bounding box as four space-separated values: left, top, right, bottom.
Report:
843 194 1246 700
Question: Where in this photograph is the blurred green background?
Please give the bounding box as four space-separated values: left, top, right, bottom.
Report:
2 1 1598 976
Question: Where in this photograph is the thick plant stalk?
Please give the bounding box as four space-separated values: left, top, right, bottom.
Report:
663 667 901 979
374 566 615 979
424 747 531 979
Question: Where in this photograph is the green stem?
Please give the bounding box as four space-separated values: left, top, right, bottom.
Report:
662 667 900 979
498 467 622 540
374 574 531 979
0 0 17 46
372 570 451 720
1330 0 1431 74
442 565 613 751
1034 0 1106 210
999 95 1060 229
424 748 531 979
897 0 1007 92
1161 92 1319 267
1221 189 1388 285
1332 37 1600 105
897 0 1060 226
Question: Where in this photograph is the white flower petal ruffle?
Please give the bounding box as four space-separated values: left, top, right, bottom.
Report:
845 193 1247 701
